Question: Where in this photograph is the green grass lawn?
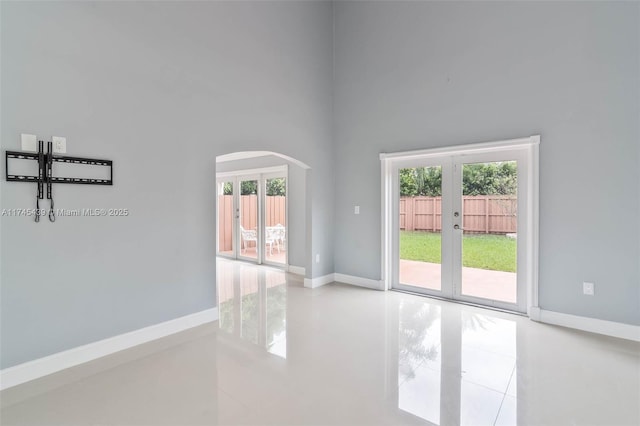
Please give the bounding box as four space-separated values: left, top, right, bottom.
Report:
400 231 516 272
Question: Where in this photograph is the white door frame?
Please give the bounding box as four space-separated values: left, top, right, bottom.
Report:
380 136 539 316
216 177 237 260
451 149 529 312
390 156 454 300
236 174 262 263
216 166 288 267
261 170 289 267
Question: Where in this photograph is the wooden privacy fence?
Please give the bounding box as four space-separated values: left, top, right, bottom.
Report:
400 196 517 234
218 195 286 251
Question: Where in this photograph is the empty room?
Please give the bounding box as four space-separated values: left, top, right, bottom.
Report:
1 1 638 425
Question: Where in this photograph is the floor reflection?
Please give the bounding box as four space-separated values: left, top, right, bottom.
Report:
217 258 287 358
2 259 637 425
398 301 442 424
218 258 519 425
460 312 516 425
395 300 518 425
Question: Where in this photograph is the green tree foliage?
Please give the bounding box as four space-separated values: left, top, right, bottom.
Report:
399 162 517 196
400 167 442 196
400 168 418 196
266 178 286 196
462 162 517 196
241 181 258 195
418 166 442 196
222 178 286 196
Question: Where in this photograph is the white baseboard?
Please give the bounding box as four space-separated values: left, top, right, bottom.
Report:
0 308 218 391
302 272 384 291
531 307 639 342
304 273 335 289
334 273 384 291
287 265 305 276
528 306 541 321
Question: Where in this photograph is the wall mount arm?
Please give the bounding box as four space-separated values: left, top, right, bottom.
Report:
5 142 114 223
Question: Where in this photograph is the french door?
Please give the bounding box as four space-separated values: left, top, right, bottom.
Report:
391 146 531 313
216 167 288 267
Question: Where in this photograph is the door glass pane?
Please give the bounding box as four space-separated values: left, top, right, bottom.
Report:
460 161 517 303
217 181 234 257
399 166 443 291
264 177 286 265
239 179 258 260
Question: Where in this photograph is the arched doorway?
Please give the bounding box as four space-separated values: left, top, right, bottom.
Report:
215 151 310 274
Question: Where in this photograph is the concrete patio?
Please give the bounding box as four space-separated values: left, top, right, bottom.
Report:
400 259 516 303
219 251 515 303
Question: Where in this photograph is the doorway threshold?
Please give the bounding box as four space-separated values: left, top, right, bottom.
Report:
216 256 288 272
390 288 528 317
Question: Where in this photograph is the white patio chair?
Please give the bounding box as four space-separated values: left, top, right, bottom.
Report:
265 227 280 255
240 226 257 253
273 224 286 248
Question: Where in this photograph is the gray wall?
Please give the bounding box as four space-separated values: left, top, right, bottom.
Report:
2 0 638 370
333 1 640 325
0 1 333 368
215 155 307 269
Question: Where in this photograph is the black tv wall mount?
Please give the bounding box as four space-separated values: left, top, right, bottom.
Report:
5 141 113 222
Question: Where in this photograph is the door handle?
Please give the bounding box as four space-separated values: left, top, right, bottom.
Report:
454 224 461 230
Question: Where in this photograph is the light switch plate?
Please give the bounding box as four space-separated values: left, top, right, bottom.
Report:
52 136 66 153
21 134 37 152
354 205 360 214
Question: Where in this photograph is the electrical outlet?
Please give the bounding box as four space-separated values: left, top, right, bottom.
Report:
354 205 360 214
316 254 320 263
21 134 37 152
52 136 66 153
583 282 595 296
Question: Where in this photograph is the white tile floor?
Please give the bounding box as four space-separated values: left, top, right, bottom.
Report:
1 258 639 425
